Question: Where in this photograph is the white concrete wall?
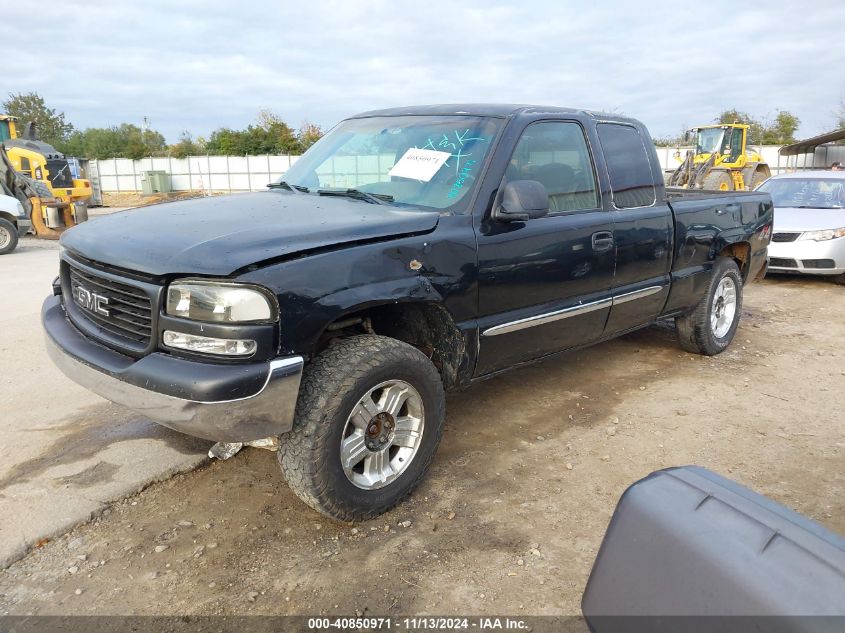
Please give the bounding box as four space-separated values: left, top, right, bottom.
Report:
93 155 298 194
93 145 845 194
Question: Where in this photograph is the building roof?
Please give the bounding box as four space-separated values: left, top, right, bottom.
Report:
779 129 845 156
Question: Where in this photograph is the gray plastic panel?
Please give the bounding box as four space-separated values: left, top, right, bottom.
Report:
582 466 845 632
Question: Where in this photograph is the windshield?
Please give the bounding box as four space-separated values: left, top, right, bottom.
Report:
757 177 845 209
696 128 725 154
278 115 501 211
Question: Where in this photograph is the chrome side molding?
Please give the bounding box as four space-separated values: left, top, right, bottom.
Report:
610 285 664 305
482 285 664 337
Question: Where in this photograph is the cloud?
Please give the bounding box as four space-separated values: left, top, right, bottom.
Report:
3 0 843 142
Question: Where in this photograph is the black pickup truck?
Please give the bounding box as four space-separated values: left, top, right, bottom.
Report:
43 105 772 520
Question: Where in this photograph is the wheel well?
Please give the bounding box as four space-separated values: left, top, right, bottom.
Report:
316 302 466 390
719 242 750 279
0 211 18 227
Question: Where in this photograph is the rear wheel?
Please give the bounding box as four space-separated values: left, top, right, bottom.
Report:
278 335 445 521
676 258 743 355
0 218 19 255
702 170 734 191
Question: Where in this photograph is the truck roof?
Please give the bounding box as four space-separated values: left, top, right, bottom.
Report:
349 103 638 124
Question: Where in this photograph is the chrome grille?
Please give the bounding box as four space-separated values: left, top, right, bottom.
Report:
68 264 153 345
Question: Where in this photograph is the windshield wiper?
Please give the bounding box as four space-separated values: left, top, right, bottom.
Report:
267 181 309 193
317 188 394 205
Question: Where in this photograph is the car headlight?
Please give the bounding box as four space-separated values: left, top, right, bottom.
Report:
16 201 26 218
798 228 845 241
165 282 277 323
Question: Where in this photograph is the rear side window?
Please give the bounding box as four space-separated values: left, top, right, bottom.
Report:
596 123 656 208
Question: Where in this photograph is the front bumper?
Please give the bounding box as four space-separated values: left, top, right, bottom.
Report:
42 295 304 442
767 237 845 276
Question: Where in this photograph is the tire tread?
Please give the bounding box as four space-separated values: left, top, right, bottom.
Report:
278 335 445 521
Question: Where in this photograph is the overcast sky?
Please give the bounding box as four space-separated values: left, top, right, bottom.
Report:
4 0 844 143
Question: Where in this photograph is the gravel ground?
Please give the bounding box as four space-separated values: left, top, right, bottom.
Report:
0 274 842 617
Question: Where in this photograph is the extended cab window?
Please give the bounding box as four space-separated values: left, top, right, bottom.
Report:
596 123 656 208
507 121 598 213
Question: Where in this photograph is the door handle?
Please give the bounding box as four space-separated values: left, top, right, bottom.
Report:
592 231 614 252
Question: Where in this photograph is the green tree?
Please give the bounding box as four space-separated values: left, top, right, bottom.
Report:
205 111 302 155
169 131 205 158
760 111 800 145
2 91 74 147
296 121 323 152
56 123 166 159
716 109 765 144
715 109 800 145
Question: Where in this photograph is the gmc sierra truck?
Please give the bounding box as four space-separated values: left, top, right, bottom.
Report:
42 105 773 520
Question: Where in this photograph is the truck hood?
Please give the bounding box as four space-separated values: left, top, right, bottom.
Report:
773 206 845 232
61 191 440 276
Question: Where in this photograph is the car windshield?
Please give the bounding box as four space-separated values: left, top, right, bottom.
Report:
757 177 845 209
277 115 502 211
696 128 725 154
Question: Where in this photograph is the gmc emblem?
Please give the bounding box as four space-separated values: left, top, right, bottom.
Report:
73 285 110 317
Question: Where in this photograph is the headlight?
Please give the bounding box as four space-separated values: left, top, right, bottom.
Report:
798 228 845 241
166 282 276 323
16 201 26 218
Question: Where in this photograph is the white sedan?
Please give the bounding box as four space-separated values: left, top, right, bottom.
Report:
757 170 845 284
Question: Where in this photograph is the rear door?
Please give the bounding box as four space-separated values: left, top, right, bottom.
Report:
596 122 673 335
474 120 616 375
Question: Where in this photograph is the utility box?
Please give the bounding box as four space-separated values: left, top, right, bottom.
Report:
141 170 171 195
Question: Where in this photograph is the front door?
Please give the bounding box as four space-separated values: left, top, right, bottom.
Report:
475 120 616 376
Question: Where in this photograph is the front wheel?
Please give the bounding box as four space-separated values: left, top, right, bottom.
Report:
278 335 445 521
0 218 19 255
675 258 743 355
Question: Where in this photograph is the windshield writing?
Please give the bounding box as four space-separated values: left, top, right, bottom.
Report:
279 115 501 211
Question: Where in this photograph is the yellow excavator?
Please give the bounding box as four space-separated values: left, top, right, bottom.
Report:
0 114 89 237
667 123 771 191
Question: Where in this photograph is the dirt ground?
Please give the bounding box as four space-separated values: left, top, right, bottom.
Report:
100 191 227 209
0 274 842 618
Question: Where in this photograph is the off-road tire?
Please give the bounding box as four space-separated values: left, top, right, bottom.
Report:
0 218 19 255
750 168 769 189
278 335 446 521
702 170 733 191
675 258 743 355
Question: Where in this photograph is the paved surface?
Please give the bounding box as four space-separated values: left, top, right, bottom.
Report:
0 233 209 568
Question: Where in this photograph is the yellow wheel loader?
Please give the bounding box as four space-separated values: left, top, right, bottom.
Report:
667 123 771 191
1 115 92 223
1 142 76 240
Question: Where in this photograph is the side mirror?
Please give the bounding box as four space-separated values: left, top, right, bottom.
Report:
494 180 549 222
